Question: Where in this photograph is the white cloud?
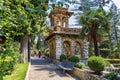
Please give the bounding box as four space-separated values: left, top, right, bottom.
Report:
113 0 120 9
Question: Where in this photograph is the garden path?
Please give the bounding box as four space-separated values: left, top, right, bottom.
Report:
28 57 79 80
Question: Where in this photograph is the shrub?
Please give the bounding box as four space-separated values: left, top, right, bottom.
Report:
68 55 79 63
88 56 105 73
44 51 49 57
105 72 117 80
60 54 67 61
104 60 110 67
0 47 20 75
44 49 50 57
108 53 115 59
75 62 85 69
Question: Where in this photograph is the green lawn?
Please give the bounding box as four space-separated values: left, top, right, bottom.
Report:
4 63 29 80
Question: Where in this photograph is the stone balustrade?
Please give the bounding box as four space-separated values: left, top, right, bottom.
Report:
53 27 81 35
104 67 120 75
47 26 81 35
60 27 81 34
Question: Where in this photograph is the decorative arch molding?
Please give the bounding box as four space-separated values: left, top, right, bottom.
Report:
62 38 72 43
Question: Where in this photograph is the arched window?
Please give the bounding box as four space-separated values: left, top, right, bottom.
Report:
63 22 66 27
74 42 81 55
74 42 82 58
63 41 71 55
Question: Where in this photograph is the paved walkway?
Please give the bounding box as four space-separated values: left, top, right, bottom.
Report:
28 57 79 80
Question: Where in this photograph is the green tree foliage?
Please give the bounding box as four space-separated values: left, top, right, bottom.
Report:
78 7 112 56
0 0 49 63
1 0 48 35
0 42 20 80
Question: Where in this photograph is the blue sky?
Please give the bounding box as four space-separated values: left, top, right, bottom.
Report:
113 0 120 9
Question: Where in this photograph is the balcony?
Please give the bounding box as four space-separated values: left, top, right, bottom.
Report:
53 27 81 35
46 27 81 40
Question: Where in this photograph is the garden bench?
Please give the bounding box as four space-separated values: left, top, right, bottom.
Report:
57 60 75 73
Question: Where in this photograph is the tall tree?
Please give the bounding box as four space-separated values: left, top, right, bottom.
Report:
78 7 112 56
0 0 49 63
109 2 120 53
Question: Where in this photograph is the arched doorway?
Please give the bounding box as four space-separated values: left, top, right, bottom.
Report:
63 41 71 56
74 41 83 58
50 42 56 59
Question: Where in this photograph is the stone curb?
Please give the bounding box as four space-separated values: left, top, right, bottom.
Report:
25 62 31 80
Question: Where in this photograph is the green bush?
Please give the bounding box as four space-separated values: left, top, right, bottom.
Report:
44 51 49 57
105 72 117 80
75 62 85 69
60 54 67 61
88 56 105 73
108 53 115 59
0 47 20 75
68 55 79 63
104 60 110 67
44 49 50 57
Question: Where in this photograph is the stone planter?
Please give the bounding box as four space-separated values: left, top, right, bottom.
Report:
73 67 107 80
73 67 86 80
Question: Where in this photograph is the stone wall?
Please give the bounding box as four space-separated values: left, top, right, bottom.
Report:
73 67 86 80
73 67 106 80
56 36 62 59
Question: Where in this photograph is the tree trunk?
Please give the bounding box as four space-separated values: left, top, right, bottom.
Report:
108 33 112 54
20 35 29 63
36 35 41 50
28 39 31 62
93 35 99 56
88 42 94 57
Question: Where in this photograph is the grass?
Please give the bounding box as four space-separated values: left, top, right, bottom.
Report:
3 63 29 80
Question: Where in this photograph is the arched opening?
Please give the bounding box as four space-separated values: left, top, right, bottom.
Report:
50 42 56 59
63 41 71 56
62 18 67 27
56 18 61 26
74 41 83 58
63 22 66 27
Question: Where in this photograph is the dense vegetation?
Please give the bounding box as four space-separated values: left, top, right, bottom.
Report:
0 0 120 79
3 63 29 80
0 0 49 79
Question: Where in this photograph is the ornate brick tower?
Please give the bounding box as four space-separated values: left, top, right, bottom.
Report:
46 6 84 59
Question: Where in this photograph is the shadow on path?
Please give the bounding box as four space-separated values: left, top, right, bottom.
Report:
29 57 79 80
